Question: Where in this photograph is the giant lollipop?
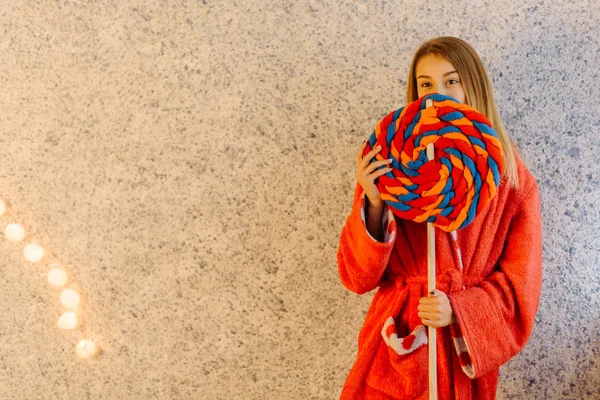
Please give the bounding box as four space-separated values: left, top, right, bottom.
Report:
363 93 504 232
364 93 504 400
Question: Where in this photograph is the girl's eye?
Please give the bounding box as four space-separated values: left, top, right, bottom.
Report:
420 82 432 88
447 79 459 85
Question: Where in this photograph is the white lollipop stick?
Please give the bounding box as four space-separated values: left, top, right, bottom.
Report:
425 98 438 400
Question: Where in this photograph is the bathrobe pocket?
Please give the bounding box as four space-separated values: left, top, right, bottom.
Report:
365 317 429 398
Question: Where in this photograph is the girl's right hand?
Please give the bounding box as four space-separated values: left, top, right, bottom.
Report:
355 141 393 207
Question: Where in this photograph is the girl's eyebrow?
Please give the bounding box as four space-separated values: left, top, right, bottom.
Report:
417 70 459 79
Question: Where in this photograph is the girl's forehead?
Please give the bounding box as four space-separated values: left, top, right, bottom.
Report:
416 54 457 76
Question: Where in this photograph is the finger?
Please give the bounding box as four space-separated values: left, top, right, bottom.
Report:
361 145 382 169
418 312 437 321
365 167 392 182
419 296 440 305
419 297 431 305
420 318 441 329
418 309 442 318
365 159 393 174
356 140 368 162
356 140 377 159
417 304 441 313
371 167 392 179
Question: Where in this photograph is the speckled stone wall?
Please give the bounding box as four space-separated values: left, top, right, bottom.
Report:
0 1 597 399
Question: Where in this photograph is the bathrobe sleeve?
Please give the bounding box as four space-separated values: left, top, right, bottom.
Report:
448 181 543 379
337 183 397 294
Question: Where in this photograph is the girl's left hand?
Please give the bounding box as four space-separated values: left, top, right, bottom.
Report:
418 289 456 328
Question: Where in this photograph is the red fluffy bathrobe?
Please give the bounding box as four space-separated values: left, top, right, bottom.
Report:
337 154 542 400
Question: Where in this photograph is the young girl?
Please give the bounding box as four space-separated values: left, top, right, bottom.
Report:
337 36 542 400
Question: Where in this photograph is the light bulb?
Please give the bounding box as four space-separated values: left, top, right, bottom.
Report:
47 268 68 287
5 223 25 242
60 289 80 309
57 312 78 330
0 200 5 216
76 339 97 358
24 243 44 262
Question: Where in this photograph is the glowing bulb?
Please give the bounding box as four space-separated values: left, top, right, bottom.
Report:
47 268 68 287
24 243 45 262
5 223 25 242
60 289 80 309
0 200 5 216
57 312 78 330
76 339 98 358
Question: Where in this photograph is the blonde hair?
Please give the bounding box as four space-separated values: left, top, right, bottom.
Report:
406 36 519 188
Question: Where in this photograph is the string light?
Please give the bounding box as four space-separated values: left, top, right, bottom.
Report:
57 312 78 330
1 196 98 357
76 339 97 358
60 289 81 309
47 268 68 287
5 223 25 242
24 243 45 262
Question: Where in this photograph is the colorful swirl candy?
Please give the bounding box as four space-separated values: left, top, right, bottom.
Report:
363 93 504 232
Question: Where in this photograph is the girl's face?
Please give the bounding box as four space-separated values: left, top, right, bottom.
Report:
415 53 466 104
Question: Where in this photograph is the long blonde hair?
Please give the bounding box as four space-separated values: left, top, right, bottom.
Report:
406 36 519 188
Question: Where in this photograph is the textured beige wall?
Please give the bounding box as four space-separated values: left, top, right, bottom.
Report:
0 1 598 399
